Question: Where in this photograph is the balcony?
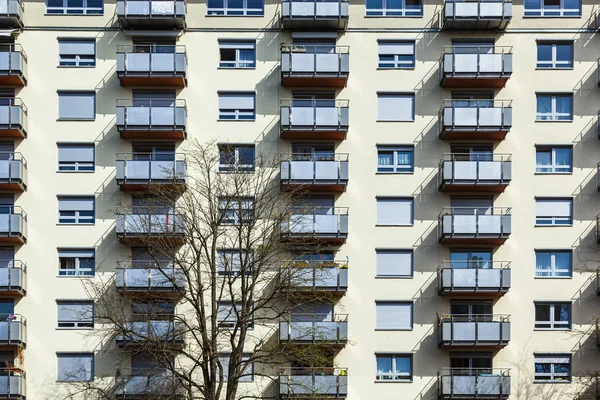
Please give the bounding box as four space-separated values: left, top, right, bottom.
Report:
440 46 512 88
0 99 26 139
0 369 25 399
117 0 186 29
281 207 348 245
281 0 348 29
280 99 349 140
0 45 26 86
116 261 184 297
438 207 511 245
438 368 510 399
439 153 511 192
0 261 25 296
116 208 185 246
116 153 186 192
439 100 512 140
116 370 182 399
116 99 187 140
281 259 348 296
116 317 184 349
117 45 187 88
280 314 348 347
439 314 510 348
279 368 348 398
281 154 348 193
281 45 349 88
0 153 25 192
438 261 510 297
0 0 23 29
0 207 25 244
442 0 512 30
0 315 24 348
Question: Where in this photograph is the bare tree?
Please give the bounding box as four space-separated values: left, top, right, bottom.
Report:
66 140 346 400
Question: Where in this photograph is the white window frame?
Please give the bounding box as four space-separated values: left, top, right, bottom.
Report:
58 39 96 67
534 302 571 330
534 354 572 383
217 249 252 276
535 199 572 226
525 0 581 17
58 196 95 225
536 94 573 121
366 0 423 16
219 197 254 225
376 146 414 173
375 301 413 330
375 249 413 278
535 250 572 278
375 354 412 382
377 41 415 69
58 249 95 277
218 93 256 121
377 93 415 122
56 353 94 382
218 41 256 69
57 301 94 329
217 301 254 329
46 0 103 14
376 197 414 226
218 354 254 382
58 144 95 172
218 144 255 172
535 146 572 174
536 42 573 69
207 0 263 16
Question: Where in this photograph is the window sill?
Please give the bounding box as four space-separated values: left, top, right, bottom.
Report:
533 380 572 384
57 119 96 122
377 67 416 71
534 276 572 279
375 276 413 279
45 13 104 16
375 224 414 227
534 224 573 227
535 67 574 71
364 15 423 18
534 328 572 331
217 67 256 70
206 13 265 17
57 65 97 69
374 380 413 383
535 119 573 123
375 172 414 175
56 170 95 173
217 119 256 122
57 275 95 279
376 120 415 123
57 223 96 226
375 328 413 331
534 172 573 175
56 327 94 330
523 15 581 18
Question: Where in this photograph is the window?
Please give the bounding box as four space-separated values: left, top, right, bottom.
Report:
535 250 572 277
218 144 255 172
57 301 94 329
536 42 573 69
376 354 412 382
377 146 413 173
46 0 103 14
217 301 253 329
376 198 413 226
58 144 95 172
378 41 415 69
366 0 422 16
217 249 251 276
57 353 94 382
218 92 255 120
58 249 95 277
58 196 95 224
207 0 263 15
534 354 571 383
535 302 571 330
535 147 572 173
219 197 254 225
218 354 254 382
219 41 256 68
375 301 412 330
536 94 572 121
377 93 414 122
376 250 413 278
58 91 96 121
535 198 572 225
524 0 580 17
58 39 96 67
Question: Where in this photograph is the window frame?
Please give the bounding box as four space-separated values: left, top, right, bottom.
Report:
46 0 103 15
375 353 413 382
58 249 95 277
218 144 256 172
534 302 572 330
58 39 96 67
535 146 572 174
534 354 572 383
376 197 414 226
366 0 423 17
56 301 95 329
218 197 255 225
377 93 415 122
56 353 94 382
218 353 254 382
377 41 416 69
218 92 256 121
216 249 252 277
58 196 96 225
535 198 573 226
218 41 256 69
375 301 413 331
535 250 572 278
535 93 573 122
376 146 414 173
375 249 414 278
524 0 581 17
207 0 264 16
57 91 96 121
536 41 573 69
57 143 95 172
217 301 254 329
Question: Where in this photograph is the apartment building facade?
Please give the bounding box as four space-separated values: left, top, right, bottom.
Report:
0 0 596 398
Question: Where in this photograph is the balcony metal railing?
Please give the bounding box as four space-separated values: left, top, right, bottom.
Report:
0 99 26 135
0 207 25 241
438 261 510 293
116 260 185 292
281 45 349 77
0 44 26 77
0 261 24 294
443 0 512 21
282 207 349 237
439 207 511 239
438 368 510 398
0 0 23 28
440 100 513 132
279 367 348 397
116 99 187 131
439 153 511 186
281 259 348 291
282 0 349 19
0 368 25 398
116 153 186 185
0 152 25 187
117 45 187 77
115 369 181 397
116 207 185 237
0 314 24 347
439 314 510 346
117 0 186 18
281 153 348 185
116 316 185 345
280 314 348 343
440 46 512 77
280 99 349 130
